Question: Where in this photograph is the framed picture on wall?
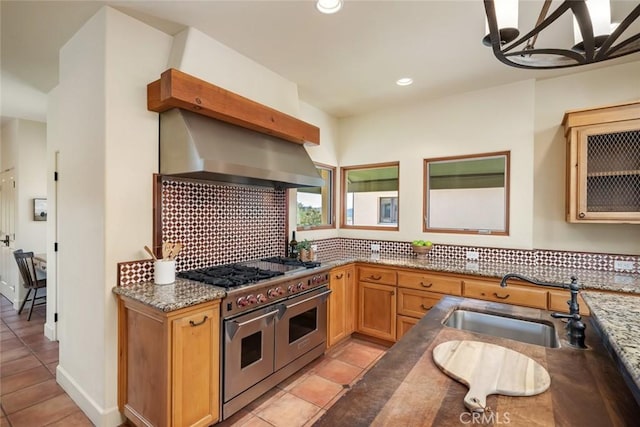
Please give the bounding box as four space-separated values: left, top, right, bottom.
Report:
33 198 47 221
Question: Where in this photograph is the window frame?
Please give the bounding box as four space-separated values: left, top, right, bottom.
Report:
296 162 336 231
341 161 400 231
378 197 398 224
423 151 510 235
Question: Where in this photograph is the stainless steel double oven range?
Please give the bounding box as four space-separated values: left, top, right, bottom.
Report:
178 257 331 420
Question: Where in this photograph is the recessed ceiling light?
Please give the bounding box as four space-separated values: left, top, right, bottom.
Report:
396 78 413 86
316 0 343 15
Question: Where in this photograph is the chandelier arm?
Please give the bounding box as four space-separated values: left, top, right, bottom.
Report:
526 0 553 50
504 48 586 63
570 2 596 61
499 2 573 54
606 33 640 58
595 5 640 60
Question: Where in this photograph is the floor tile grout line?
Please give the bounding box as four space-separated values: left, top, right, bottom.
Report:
0 299 62 424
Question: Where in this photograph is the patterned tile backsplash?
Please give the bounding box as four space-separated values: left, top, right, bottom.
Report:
161 178 287 270
117 179 639 286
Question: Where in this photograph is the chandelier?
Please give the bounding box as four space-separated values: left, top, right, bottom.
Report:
483 0 640 69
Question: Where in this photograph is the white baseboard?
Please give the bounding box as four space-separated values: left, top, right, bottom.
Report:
56 365 124 427
44 321 57 341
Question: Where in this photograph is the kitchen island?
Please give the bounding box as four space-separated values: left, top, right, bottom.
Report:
314 295 640 426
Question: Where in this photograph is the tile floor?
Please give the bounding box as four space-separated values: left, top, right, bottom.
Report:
0 295 93 426
219 338 388 427
1 293 387 427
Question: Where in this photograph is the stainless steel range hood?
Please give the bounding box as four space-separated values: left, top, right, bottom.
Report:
160 108 324 189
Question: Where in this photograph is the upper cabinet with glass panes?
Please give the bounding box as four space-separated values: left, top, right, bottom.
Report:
341 162 399 231
563 101 640 224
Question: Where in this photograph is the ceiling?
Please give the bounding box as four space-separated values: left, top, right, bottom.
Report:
1 0 639 122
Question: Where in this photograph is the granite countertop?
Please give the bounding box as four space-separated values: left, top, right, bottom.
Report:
112 278 226 312
113 251 640 313
318 250 640 294
315 296 640 426
581 291 640 404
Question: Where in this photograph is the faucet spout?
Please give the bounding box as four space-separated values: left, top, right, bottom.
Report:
498 273 565 289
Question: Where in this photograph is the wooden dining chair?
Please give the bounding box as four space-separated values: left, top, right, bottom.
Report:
13 250 47 321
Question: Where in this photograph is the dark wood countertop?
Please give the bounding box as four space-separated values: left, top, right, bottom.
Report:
315 296 640 426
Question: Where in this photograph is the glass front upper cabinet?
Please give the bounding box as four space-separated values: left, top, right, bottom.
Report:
341 162 399 230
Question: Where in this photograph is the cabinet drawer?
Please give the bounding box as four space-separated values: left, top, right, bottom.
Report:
397 271 461 295
397 315 419 341
358 266 397 286
462 279 547 309
548 290 590 316
397 288 442 319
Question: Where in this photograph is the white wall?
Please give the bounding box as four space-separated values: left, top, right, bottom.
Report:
294 101 341 241
1 120 18 171
533 60 640 255
15 119 47 254
338 80 535 249
0 71 48 123
168 27 300 116
50 7 172 426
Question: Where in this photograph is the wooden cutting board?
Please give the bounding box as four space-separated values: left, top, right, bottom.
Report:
433 340 550 413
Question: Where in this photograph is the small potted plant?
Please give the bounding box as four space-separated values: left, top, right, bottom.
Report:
412 240 433 259
297 239 313 261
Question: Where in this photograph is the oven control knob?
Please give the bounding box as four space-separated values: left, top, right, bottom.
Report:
268 287 282 298
236 297 248 308
256 294 267 303
296 281 307 291
287 284 296 293
246 295 257 305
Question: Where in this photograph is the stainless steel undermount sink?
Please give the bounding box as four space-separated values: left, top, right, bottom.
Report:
443 309 560 348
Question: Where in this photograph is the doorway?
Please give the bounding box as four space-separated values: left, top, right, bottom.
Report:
0 168 18 306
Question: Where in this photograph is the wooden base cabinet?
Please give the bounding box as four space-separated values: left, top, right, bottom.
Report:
396 315 419 340
327 265 356 348
548 290 590 316
397 288 442 319
118 297 220 427
357 281 396 342
462 278 548 310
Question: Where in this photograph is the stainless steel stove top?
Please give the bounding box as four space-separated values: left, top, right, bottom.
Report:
177 257 329 318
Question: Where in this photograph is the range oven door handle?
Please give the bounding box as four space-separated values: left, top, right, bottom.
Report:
226 309 277 340
278 289 332 317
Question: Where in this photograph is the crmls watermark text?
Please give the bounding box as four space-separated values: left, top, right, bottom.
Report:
459 411 511 424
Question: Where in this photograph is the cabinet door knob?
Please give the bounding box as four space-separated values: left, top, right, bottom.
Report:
578 212 586 218
189 316 208 327
421 304 433 311
369 275 382 280
335 273 344 279
493 292 510 300
420 281 433 288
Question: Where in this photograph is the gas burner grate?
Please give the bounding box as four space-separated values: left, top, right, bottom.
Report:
261 256 321 269
178 264 284 289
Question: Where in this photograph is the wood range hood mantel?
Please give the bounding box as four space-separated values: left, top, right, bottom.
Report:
147 68 320 146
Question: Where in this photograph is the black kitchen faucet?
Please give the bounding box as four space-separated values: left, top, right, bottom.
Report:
499 273 587 349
